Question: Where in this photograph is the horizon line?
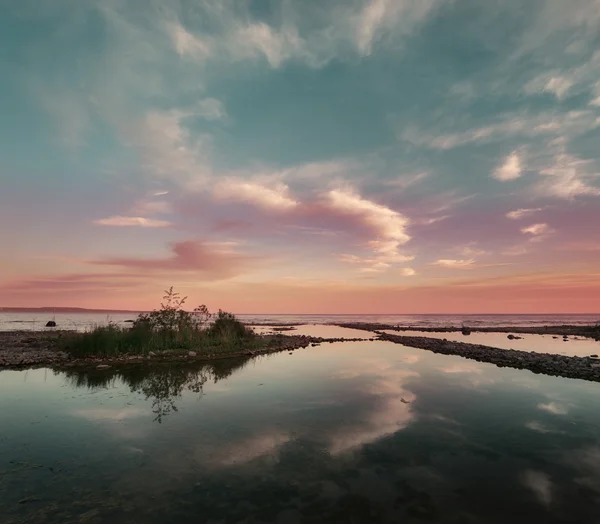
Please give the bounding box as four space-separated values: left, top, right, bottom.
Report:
1 308 599 316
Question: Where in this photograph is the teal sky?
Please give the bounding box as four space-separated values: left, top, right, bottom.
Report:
1 0 599 313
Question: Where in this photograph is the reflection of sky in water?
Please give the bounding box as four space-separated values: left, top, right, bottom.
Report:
381 330 600 357
252 324 374 338
2 342 600 523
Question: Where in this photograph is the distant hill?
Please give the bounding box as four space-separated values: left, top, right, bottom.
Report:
0 307 143 314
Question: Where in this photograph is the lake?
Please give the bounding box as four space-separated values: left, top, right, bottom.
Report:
2 338 600 523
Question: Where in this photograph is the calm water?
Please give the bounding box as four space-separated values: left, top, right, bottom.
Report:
1 312 599 332
2 339 600 523
380 330 600 358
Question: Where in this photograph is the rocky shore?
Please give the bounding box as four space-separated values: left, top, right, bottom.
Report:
4 326 600 383
0 331 371 370
336 322 600 340
376 331 600 382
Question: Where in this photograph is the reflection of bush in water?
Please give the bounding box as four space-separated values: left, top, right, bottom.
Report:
61 357 251 422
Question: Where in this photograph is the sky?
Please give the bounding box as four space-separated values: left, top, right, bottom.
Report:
1 0 599 314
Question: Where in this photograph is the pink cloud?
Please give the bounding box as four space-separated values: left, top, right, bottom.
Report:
94 216 172 228
92 240 256 279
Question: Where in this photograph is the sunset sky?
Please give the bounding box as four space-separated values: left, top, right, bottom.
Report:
1 0 599 313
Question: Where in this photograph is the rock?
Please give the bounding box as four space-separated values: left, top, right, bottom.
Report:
461 327 471 336
507 334 523 340
591 354 599 358
96 364 111 370
45 321 56 327
188 351 197 357
148 351 156 357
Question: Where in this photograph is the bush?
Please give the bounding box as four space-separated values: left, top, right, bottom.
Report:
61 288 254 357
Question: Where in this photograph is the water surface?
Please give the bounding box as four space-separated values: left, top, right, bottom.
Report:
381 330 600 358
2 341 600 523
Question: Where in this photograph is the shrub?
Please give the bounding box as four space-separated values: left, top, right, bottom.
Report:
60 288 254 356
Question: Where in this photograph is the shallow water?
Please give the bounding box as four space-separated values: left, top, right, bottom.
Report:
2 341 600 523
381 330 600 358
252 324 373 339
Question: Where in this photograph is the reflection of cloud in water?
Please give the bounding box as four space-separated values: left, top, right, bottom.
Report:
72 407 148 422
442 363 483 374
522 470 553 507
570 447 600 494
213 432 290 466
537 402 568 415
525 421 563 434
440 361 497 389
328 364 419 455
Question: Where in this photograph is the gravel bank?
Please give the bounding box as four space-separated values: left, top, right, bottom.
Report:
378 331 600 383
0 331 370 370
336 322 600 340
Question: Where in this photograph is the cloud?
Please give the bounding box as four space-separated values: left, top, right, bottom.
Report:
168 21 211 60
400 267 416 276
383 172 431 191
535 153 600 199
493 151 523 181
506 208 542 220
93 240 254 280
403 111 599 150
324 187 412 270
94 216 172 228
213 179 298 211
355 0 442 56
1 272 146 294
163 1 442 69
524 73 574 100
433 259 476 269
230 23 304 69
501 245 529 256
195 98 227 121
521 223 554 242
325 188 410 246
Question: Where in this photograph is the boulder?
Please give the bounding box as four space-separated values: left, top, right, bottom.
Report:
188 351 197 357
461 327 471 336
45 321 57 327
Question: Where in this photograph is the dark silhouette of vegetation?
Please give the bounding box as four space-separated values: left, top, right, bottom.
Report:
60 288 257 358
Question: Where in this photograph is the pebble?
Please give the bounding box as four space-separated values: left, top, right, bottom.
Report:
188 351 197 357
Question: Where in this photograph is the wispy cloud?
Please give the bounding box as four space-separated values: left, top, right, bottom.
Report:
506 208 542 220
92 240 255 280
355 0 441 56
94 216 172 228
403 111 599 150
213 179 298 211
433 259 476 269
521 223 554 242
535 153 600 199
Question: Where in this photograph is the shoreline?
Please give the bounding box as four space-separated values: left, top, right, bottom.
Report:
335 322 600 340
378 332 600 383
2 325 600 383
0 330 372 371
